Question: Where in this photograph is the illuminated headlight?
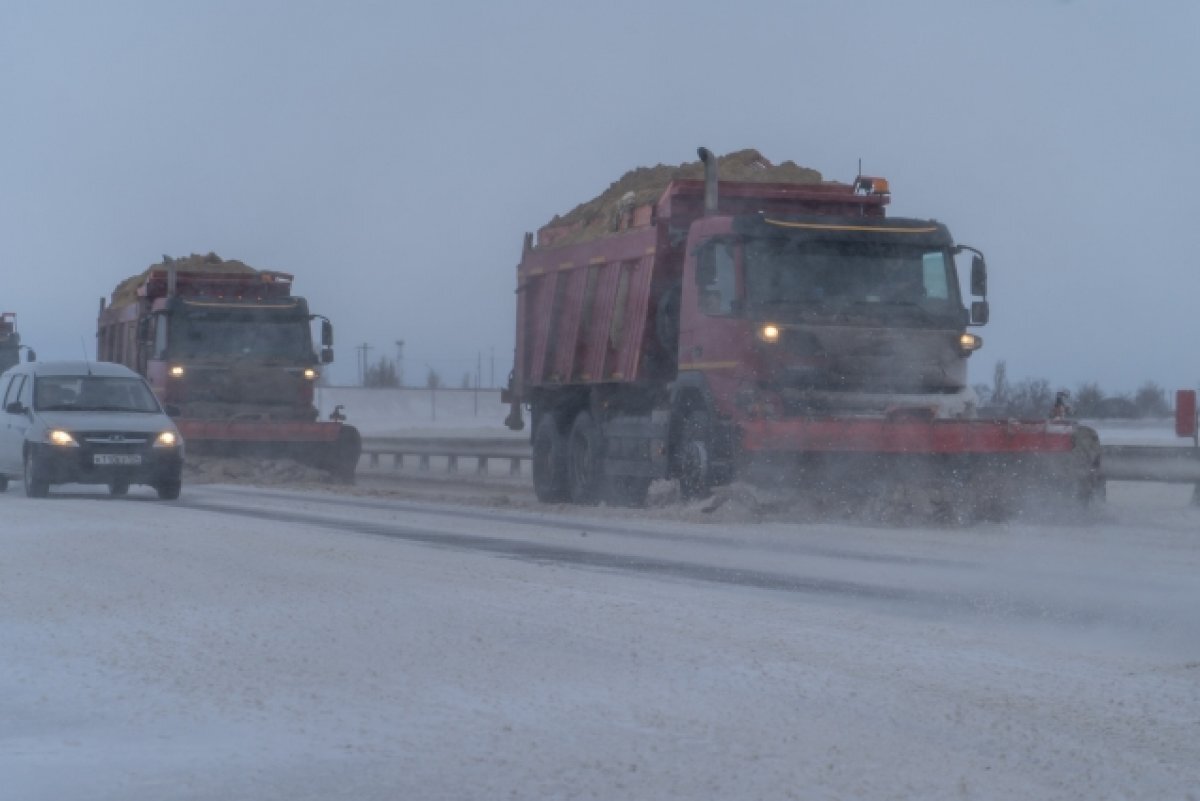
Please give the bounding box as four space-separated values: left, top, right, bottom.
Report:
48 429 78 447
758 323 782 344
168 365 186 378
154 431 179 448
959 333 983 354
302 368 318 380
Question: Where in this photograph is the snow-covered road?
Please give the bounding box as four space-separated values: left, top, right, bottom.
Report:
3 482 1198 800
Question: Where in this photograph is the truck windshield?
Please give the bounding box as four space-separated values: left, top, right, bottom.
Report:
35 376 161 413
744 238 961 323
172 315 314 361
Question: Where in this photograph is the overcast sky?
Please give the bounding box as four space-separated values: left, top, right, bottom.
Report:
2 0 1197 397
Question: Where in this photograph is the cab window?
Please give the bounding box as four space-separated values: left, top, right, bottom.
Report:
695 241 737 315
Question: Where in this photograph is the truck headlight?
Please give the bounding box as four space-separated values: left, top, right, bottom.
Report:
758 323 781 344
302 368 318 380
48 429 78 447
154 431 179 448
959 333 983 354
168 365 185 378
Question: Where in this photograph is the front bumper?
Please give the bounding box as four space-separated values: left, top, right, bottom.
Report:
33 443 183 486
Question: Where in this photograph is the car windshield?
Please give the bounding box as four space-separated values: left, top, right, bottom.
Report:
744 237 961 322
35 376 161 413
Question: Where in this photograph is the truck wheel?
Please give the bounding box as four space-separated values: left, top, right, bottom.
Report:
679 411 713 500
156 480 182 500
532 414 569 502
0 476 7 492
23 450 49 498
108 479 130 497
568 411 605 504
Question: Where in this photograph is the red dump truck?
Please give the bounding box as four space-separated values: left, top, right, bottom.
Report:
97 255 361 481
504 148 1100 516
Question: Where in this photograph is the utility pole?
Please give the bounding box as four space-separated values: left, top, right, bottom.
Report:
356 342 372 386
490 346 495 388
395 339 405 387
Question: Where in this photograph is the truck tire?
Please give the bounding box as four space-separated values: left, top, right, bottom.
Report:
532 414 569 502
23 450 49 498
568 411 605 504
678 410 713 500
331 426 362 485
0 476 7 492
108 479 130 497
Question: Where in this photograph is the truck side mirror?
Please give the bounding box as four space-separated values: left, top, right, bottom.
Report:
164 404 182 418
137 317 150 341
321 347 334 364
970 254 987 297
971 300 990 325
321 320 333 348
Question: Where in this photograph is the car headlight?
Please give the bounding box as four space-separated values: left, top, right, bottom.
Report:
154 431 179 448
168 365 185 378
48 429 78 447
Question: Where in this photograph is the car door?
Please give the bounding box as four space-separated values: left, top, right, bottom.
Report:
0 373 28 474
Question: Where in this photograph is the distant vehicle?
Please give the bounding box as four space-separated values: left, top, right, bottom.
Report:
504 148 1101 515
0 360 183 499
96 254 361 482
0 312 34 373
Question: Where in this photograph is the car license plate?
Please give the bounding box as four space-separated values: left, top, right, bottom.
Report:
94 453 142 466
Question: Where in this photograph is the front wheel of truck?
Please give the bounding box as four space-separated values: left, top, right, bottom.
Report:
678 411 713 500
532 414 569 502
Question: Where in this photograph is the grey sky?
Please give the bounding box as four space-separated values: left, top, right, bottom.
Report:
2 0 1197 396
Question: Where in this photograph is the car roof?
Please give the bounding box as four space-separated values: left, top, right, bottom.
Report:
6 360 143 379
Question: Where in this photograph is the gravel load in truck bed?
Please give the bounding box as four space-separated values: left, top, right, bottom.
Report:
108 252 259 307
544 148 824 245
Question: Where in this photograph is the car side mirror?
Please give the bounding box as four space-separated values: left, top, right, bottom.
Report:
5 400 25 414
321 320 333 348
321 347 334 364
164 404 182 418
25 349 36 362
970 254 987 297
971 300 990 325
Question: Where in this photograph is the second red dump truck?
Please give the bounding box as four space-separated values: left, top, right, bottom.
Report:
97 254 361 481
504 148 1100 516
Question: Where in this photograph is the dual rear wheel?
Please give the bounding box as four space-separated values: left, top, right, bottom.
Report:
531 411 649 506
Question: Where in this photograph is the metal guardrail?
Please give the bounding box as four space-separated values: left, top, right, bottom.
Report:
1100 445 1200 483
361 436 530 475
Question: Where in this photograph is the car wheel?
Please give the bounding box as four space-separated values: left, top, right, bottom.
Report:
23 450 50 498
108 479 130 497
156 480 182 501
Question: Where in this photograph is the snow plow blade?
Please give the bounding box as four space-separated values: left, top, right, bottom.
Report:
736 418 1102 521
177 420 362 483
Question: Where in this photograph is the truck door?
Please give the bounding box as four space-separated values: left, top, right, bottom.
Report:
678 237 746 409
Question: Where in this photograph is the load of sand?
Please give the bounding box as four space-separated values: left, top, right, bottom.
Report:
543 148 823 245
108 252 259 307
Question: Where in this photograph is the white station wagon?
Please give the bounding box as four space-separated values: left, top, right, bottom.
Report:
0 361 184 499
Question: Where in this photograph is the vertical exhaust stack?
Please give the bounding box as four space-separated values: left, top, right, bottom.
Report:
698 147 718 214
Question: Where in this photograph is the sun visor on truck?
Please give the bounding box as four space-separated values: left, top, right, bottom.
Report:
734 215 953 247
